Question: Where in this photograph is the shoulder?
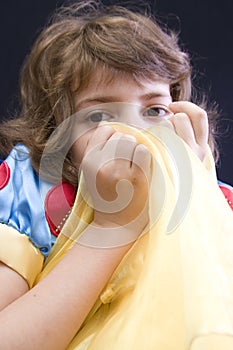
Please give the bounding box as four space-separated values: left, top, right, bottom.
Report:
0 145 55 286
0 144 29 187
0 145 54 255
0 145 76 247
218 180 233 210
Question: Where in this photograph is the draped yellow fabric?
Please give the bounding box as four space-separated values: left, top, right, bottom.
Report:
0 224 44 288
36 124 233 350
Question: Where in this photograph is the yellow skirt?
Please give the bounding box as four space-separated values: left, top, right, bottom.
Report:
37 124 233 350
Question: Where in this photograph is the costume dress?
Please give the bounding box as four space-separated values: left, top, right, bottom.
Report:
0 126 233 349
0 144 75 287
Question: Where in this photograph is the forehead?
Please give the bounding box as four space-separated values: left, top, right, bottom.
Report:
76 67 170 97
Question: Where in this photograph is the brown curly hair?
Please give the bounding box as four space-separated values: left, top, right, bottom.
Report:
0 0 218 185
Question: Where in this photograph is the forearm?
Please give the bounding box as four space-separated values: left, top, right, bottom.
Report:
0 227 132 350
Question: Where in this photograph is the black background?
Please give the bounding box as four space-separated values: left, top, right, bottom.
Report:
0 0 232 184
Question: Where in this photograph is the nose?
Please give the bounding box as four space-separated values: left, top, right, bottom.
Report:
116 104 147 130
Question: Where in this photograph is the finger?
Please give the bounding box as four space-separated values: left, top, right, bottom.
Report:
132 144 152 177
85 124 115 154
169 101 209 146
170 112 196 147
99 132 137 166
114 134 138 168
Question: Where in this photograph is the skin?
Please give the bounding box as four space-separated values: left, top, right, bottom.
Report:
0 70 209 349
169 101 209 161
0 243 134 349
72 71 209 166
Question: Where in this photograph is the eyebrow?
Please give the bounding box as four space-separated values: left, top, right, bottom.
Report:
76 92 170 110
76 96 122 110
141 92 171 100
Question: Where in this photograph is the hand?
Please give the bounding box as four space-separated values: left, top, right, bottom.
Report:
169 101 209 161
80 125 152 235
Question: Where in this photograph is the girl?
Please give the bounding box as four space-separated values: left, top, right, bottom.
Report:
0 1 232 348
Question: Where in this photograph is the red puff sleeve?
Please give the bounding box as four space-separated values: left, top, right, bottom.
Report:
219 183 233 210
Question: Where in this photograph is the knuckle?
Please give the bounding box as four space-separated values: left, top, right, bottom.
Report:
99 124 115 133
123 134 137 142
174 112 188 120
136 143 150 153
197 108 207 119
111 131 123 139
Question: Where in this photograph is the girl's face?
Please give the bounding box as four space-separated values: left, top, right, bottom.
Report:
71 70 172 165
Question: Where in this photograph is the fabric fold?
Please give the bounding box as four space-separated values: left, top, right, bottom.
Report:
0 144 53 257
0 224 44 288
36 124 233 350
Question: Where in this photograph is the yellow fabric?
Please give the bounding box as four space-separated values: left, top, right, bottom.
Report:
0 223 44 288
37 124 233 350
